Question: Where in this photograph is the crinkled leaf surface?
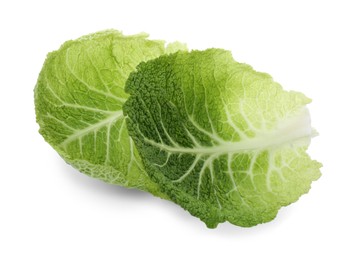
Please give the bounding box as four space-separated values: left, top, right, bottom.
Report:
124 49 322 227
35 30 185 197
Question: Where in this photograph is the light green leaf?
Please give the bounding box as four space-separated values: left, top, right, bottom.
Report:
35 30 185 197
124 49 322 227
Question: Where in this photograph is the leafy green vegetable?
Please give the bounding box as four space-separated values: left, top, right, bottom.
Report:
34 30 186 197
124 49 322 228
35 30 320 228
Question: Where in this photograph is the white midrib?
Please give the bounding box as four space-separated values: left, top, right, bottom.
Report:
60 110 123 147
145 107 314 155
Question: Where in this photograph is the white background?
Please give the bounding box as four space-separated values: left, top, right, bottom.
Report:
1 0 352 259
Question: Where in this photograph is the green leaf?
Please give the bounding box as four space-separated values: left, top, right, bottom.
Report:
35 30 185 197
124 49 322 227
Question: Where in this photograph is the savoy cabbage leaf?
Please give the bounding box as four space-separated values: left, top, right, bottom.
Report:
35 30 186 197
124 49 322 228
